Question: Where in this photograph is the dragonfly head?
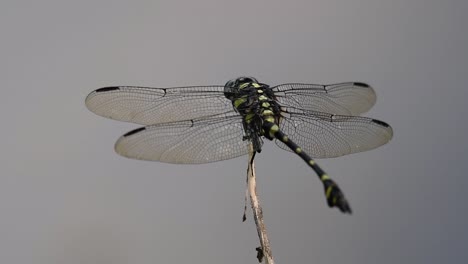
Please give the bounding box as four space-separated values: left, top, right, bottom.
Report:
224 77 259 99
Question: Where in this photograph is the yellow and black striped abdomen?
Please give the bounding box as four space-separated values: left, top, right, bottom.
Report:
262 122 352 213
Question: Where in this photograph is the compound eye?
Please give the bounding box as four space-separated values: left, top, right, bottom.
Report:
225 80 235 87
240 77 258 84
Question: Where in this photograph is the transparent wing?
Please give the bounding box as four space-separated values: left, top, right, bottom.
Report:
115 114 250 164
275 107 393 158
85 86 233 125
272 82 376 115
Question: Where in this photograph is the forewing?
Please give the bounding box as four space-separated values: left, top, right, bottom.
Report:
272 82 376 115
275 108 393 158
115 114 249 164
85 86 233 125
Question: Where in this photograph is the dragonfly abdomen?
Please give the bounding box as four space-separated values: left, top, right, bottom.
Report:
262 121 352 214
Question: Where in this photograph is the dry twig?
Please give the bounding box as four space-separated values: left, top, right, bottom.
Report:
246 144 275 264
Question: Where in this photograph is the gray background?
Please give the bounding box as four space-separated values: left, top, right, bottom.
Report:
1 0 467 263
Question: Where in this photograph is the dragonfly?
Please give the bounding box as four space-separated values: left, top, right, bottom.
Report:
85 77 393 214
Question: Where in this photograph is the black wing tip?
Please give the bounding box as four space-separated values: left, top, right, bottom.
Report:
123 127 146 137
371 119 390 128
95 87 120 93
354 82 370 88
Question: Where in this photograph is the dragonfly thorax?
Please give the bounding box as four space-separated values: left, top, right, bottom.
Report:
224 77 259 100
223 77 282 152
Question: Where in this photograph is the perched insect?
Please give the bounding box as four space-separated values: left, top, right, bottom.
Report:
86 77 393 213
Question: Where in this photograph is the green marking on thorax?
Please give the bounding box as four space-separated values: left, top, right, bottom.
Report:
234 97 247 108
264 116 275 123
245 113 255 123
239 83 250 89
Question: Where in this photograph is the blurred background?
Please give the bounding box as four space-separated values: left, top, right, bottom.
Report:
1 0 467 263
